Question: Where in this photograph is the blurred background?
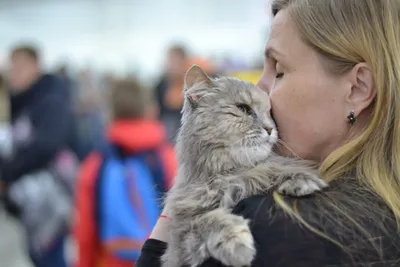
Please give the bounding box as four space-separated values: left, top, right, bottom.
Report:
0 0 270 80
0 0 272 266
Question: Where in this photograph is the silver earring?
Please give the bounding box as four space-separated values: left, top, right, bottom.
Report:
347 110 357 127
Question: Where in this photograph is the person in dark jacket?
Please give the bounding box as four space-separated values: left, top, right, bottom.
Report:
136 1 400 266
155 45 188 144
55 64 87 161
1 45 78 267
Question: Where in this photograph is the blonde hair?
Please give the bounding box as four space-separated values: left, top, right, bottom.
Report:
271 0 400 251
110 78 155 120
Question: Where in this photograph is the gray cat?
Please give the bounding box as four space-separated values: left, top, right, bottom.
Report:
162 66 328 267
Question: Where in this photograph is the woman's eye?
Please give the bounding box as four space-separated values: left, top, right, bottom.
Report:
275 61 284 79
236 104 254 115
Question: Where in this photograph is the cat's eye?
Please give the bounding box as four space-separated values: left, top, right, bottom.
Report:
236 104 254 115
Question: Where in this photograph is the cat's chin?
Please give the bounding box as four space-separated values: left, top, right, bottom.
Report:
232 144 274 167
259 129 278 146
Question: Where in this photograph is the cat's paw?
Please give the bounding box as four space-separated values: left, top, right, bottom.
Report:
207 217 256 267
278 172 328 197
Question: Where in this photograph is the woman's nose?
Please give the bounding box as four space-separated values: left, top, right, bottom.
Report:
256 72 272 94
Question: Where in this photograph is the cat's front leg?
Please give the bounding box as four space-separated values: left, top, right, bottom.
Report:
277 170 328 196
268 157 328 196
231 159 328 199
185 208 256 267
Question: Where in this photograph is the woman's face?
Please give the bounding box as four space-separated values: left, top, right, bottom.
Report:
257 10 351 162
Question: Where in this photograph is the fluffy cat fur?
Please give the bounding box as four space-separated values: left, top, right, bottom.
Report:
162 66 328 267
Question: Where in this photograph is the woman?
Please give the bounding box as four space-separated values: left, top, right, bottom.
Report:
137 0 400 266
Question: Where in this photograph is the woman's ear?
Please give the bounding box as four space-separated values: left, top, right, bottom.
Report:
345 62 376 115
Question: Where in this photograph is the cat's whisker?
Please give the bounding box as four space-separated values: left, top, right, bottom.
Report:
242 143 257 167
232 135 258 166
241 144 251 166
242 143 251 164
277 139 304 159
232 136 247 146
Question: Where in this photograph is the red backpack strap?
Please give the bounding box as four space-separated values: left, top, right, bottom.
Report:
73 152 103 267
157 143 177 190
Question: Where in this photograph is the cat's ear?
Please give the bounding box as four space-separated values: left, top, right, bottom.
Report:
184 65 213 89
184 65 213 107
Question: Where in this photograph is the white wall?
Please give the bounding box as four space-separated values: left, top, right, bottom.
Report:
0 0 272 78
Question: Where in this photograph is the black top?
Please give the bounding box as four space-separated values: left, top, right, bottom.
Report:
1 74 79 183
137 181 400 267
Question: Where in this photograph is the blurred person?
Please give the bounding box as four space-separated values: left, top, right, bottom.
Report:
0 73 12 165
0 74 12 160
55 65 87 161
1 44 79 267
155 45 188 143
155 45 216 143
56 65 73 102
0 74 10 123
75 69 107 156
74 78 176 267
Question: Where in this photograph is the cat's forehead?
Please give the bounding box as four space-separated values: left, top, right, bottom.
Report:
216 77 271 109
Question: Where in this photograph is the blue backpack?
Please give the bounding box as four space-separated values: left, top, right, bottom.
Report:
95 146 166 261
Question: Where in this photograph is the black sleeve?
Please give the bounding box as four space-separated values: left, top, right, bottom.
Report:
0 90 72 183
189 195 341 267
136 195 344 267
136 239 168 267
228 195 341 267
136 239 224 267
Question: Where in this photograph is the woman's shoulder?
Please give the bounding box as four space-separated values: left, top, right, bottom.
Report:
232 186 400 266
232 194 341 266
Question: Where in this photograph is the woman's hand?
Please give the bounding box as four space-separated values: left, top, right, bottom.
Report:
149 203 172 242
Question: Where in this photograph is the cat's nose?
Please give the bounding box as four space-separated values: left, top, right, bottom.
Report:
264 126 273 135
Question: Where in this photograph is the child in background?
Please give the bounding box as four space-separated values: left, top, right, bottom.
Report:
73 78 176 267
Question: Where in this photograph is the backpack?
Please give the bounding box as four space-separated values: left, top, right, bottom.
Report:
95 145 166 261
